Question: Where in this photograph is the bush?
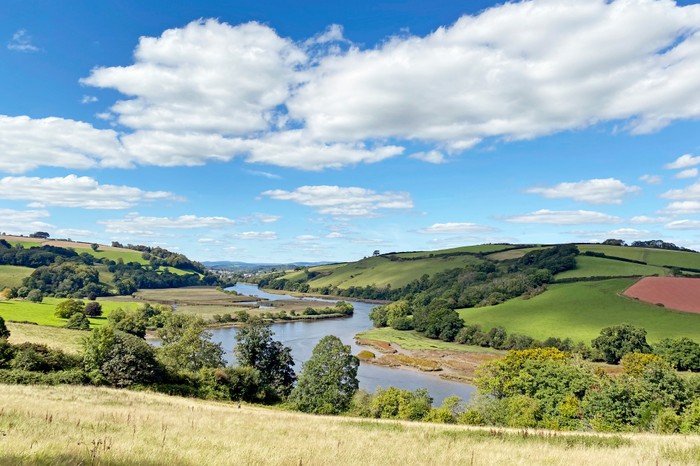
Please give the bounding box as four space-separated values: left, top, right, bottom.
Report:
0 316 9 339
369 387 432 421
10 343 82 372
0 368 87 385
26 289 43 303
54 299 85 319
65 312 90 330
83 301 103 317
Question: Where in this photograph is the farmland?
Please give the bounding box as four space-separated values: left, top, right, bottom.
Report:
554 255 668 280
0 297 141 327
458 279 700 343
0 264 33 288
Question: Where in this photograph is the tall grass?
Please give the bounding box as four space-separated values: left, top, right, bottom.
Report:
1 384 698 465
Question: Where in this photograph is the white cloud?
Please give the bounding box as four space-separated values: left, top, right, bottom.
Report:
246 170 282 180
409 151 446 164
665 153 700 170
0 175 177 209
417 222 495 234
0 208 53 233
676 168 698 179
81 95 98 104
7 29 39 52
526 178 639 204
54 228 94 238
296 235 318 241
666 219 700 230
661 201 700 215
262 185 413 217
100 213 235 235
639 174 662 185
606 228 650 239
253 213 281 223
506 209 621 225
630 215 668 224
233 231 278 240
662 181 700 200
0 116 125 173
326 232 344 239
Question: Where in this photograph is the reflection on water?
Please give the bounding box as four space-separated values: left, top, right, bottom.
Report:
212 283 475 405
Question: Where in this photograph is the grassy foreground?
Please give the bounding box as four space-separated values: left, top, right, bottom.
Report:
2 384 700 466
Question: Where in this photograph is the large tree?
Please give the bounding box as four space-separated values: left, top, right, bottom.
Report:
289 335 359 414
157 314 225 372
234 319 295 401
592 324 652 364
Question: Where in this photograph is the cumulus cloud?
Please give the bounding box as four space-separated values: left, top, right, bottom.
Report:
326 232 344 239
666 219 700 230
261 185 413 217
7 29 39 52
525 178 639 204
0 116 124 173
630 215 668 224
506 209 621 225
665 153 700 170
662 181 700 200
606 228 650 238
639 174 662 185
100 213 235 235
0 208 53 233
81 95 98 104
233 231 278 240
661 201 700 215
409 151 446 164
676 168 698 179
0 175 177 209
8 1 700 172
417 222 495 234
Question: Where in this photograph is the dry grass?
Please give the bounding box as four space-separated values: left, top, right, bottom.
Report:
1 384 699 465
374 353 442 371
6 322 86 354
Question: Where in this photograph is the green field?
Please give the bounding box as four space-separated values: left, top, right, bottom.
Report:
578 244 700 269
486 247 544 261
306 254 483 289
0 265 33 288
6 322 86 353
459 279 700 343
555 255 668 280
394 244 517 258
0 298 142 327
357 327 502 354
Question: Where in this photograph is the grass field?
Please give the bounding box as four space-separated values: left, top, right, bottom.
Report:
578 244 700 269
0 297 141 327
394 244 517 258
459 279 700 343
357 328 502 354
307 254 483 289
2 384 698 465
555 255 669 280
6 322 86 353
0 264 33 288
485 247 544 261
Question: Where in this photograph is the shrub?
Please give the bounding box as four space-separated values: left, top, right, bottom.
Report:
592 324 652 364
83 301 103 317
0 316 9 339
65 312 90 330
26 289 43 303
54 299 85 319
10 343 82 372
654 408 681 434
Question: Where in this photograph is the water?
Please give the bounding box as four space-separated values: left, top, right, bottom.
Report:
211 283 475 405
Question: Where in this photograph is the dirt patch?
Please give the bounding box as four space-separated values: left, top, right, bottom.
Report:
624 277 700 314
355 338 397 354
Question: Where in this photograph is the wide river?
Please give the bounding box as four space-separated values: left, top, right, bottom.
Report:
209 283 475 405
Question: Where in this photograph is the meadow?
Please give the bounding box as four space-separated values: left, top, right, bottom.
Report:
554 255 669 280
6 322 86 353
304 254 483 289
0 297 141 327
2 384 699 466
0 265 33 288
458 279 700 343
577 244 700 269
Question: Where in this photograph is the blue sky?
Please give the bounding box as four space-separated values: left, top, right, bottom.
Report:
2 0 700 263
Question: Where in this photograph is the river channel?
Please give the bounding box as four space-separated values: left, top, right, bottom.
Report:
209 283 475 405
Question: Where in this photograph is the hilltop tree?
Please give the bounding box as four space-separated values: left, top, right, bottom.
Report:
289 335 359 414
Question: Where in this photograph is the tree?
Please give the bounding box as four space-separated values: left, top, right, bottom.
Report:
234 319 295 401
90 243 99 251
157 314 225 372
26 289 43 303
65 312 90 330
0 316 10 339
54 299 85 319
654 338 700 371
29 231 50 239
108 308 147 338
592 324 652 364
83 301 103 317
289 335 359 414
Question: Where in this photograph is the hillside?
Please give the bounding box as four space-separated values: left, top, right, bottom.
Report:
2 384 697 465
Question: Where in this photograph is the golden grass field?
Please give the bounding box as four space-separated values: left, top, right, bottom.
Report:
2 384 700 465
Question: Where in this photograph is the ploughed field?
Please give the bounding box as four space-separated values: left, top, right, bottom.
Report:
624 277 700 314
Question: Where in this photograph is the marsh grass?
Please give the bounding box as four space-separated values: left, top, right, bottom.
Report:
1 384 698 465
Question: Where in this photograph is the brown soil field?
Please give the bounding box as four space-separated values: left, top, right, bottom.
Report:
624 277 700 314
0 234 134 252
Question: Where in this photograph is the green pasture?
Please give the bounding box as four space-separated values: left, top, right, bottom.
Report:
394 244 517 259
554 255 668 280
0 265 34 288
486 247 544 261
458 279 700 344
0 297 142 327
307 254 484 289
577 244 700 269
357 327 502 354
6 322 86 354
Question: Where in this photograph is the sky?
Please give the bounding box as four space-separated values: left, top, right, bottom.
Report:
2 0 700 263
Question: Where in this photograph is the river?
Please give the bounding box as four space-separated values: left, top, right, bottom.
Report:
209 283 475 405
